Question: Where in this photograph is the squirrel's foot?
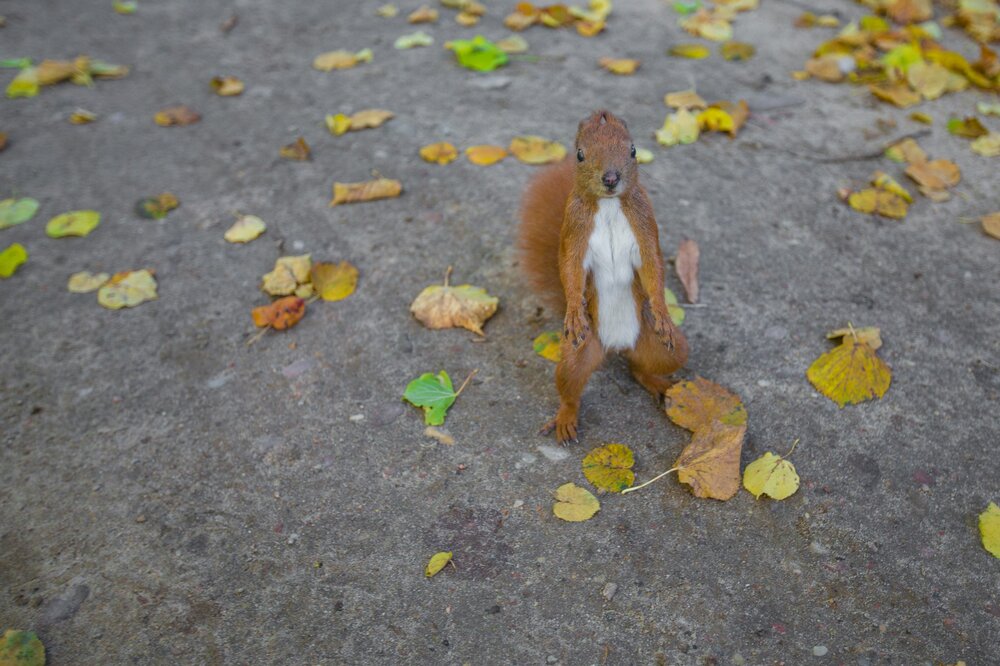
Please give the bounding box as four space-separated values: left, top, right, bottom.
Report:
563 308 591 349
539 410 579 445
649 309 677 351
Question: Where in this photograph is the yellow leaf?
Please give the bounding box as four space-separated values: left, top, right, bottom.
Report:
465 144 508 165
69 108 97 124
674 421 745 500
410 279 499 335
376 3 399 17
665 377 747 432
408 5 438 23
330 178 403 205
279 136 311 161
869 82 921 108
0 243 28 278
971 133 1000 157
508 136 567 164
313 48 372 71
419 142 459 165
669 43 711 59
598 57 640 75
6 67 40 98
261 255 311 296
46 210 101 238
906 62 948 100
456 11 480 26
154 105 200 126
552 482 600 522
425 551 453 577
97 269 158 309
496 35 529 54
681 9 733 41
533 331 562 362
720 41 755 61
349 109 394 129
980 502 1000 559
210 75 244 96
582 443 635 493
655 109 699 147
848 189 878 214
697 107 734 134
664 89 707 110
982 212 1000 240
67 271 110 293
325 113 352 136
634 147 654 163
575 19 605 36
885 137 927 164
743 451 800 500
807 334 891 407
909 112 933 124
310 261 358 301
872 171 913 202
394 31 434 49
224 214 267 243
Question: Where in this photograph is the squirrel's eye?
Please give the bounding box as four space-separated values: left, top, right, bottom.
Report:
577 149 584 162
630 144 636 159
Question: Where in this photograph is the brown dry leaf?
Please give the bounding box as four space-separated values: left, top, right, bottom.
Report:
886 137 927 164
419 142 459 165
330 178 403 206
210 75 244 96
279 137 311 161
576 19 606 37
885 0 932 24
828 326 882 350
36 59 82 85
947 116 988 138
262 255 312 296
410 273 499 336
664 89 707 110
674 420 746 500
906 62 948 100
847 189 908 219
675 239 699 303
154 105 201 126
350 109 394 130
665 377 747 432
869 83 921 108
312 48 373 71
508 136 567 164
905 159 960 192
251 296 306 330
982 212 1000 240
424 426 455 445
408 5 439 22
599 58 640 75
805 55 845 82
456 11 480 26
504 7 538 30
465 145 508 165
0 132 7 152
69 108 97 124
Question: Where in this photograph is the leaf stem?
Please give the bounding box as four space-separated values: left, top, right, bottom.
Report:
783 438 801 459
453 368 478 398
245 326 269 347
621 467 680 495
444 265 453 288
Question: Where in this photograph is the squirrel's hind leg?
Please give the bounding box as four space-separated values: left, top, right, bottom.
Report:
624 319 689 404
540 334 606 444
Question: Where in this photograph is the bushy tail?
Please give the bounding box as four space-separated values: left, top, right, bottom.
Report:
517 159 574 314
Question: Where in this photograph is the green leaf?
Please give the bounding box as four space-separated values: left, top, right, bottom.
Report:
673 0 701 14
403 371 457 425
0 58 32 69
0 629 45 666
113 0 138 14
0 243 28 278
0 198 40 229
449 36 508 72
664 287 686 326
425 551 453 577
46 210 101 238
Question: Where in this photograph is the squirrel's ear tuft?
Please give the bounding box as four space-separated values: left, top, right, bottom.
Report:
600 112 607 125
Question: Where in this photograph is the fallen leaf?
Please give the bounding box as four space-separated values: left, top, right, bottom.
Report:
533 331 562 362
310 261 358 301
885 0 932 24
982 212 1000 240
403 370 459 425
349 109 394 130
447 36 508 72
113 0 137 14
635 147 654 163
681 9 733 42
394 31 434 49
552 482 601 522
827 326 882 350
410 274 498 335
905 159 961 191
721 41 755 61
978 101 1000 117
135 192 179 219
0 243 27 278
465 144 508 165
224 214 266 243
408 5 439 22
710 99 748 136
419 142 459 164
508 135 566 164
376 4 399 17
869 83 921 108
666 377 746 432
697 107 734 134
313 48 373 71
279 137 311 161
424 426 455 445
5 67 39 99
980 502 1000 559
885 137 927 164
325 113 352 136
582 443 635 493
743 450 800 499
971 133 1000 157
909 112 933 124
0 132 6 151
0 197 40 229
655 109 699 146
67 271 110 293
906 62 949 99
425 551 453 577
504 6 538 31
251 295 306 330
46 210 100 238
0 629 45 666
663 287 686 326
848 188 908 219
210 75 244 96
540 4 575 27
262 255 311 296
598 57 640 75
330 178 403 205
675 420 746 500
496 35 529 53
674 0 702 14
872 171 913 202
456 11 480 25
154 105 200 126
69 108 97 124
664 89 707 109
97 269 158 309
807 331 891 407
947 116 988 138
669 43 711 59
675 239 699 303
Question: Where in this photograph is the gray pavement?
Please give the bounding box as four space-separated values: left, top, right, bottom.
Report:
1 0 998 664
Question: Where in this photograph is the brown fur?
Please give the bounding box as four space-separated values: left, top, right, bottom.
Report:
517 110 689 443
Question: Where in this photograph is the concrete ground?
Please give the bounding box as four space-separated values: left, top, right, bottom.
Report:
1 0 999 664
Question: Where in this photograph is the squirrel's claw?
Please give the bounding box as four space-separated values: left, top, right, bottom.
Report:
564 308 590 349
540 413 579 445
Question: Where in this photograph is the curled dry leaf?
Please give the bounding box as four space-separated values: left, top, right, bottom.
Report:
424 426 455 445
419 142 459 165
349 109 394 130
261 255 311 296
377 3 399 17
869 83 921 108
598 57 640 75
807 330 891 407
947 116 988 138
97 269 158 309
456 11 480 26
669 43 711 59
310 261 358 301
69 108 97 124
533 331 562 362
905 159 960 192
497 35 529 54
313 48 372 71
210 75 244 96
46 210 100 238
67 271 110 293
552 482 600 522
135 192 179 219
408 5 439 23
465 145 507 165
224 214 267 243
394 31 434 49
720 41 754 61
251 296 306 330
982 212 1000 240
675 239 699 303
279 137 311 161
154 105 201 126
582 443 635 493
885 138 927 165
0 243 27 278
664 89 707 110
425 551 453 577
330 178 402 206
827 326 881 350
681 9 733 41
674 420 745 500
410 277 499 336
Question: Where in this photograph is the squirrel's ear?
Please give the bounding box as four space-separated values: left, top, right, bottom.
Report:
600 112 607 125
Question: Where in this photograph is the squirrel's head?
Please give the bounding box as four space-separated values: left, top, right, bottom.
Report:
574 110 636 199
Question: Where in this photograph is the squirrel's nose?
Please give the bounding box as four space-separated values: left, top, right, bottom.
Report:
602 170 621 189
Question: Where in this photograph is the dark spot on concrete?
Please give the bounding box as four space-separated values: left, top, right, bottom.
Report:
39 580 89 625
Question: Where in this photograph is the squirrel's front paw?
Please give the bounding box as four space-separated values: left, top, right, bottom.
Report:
563 308 591 349
649 309 676 351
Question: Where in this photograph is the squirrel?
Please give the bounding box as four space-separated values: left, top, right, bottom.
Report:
518 110 689 444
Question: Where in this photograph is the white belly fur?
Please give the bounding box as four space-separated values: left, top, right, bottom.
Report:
583 198 642 350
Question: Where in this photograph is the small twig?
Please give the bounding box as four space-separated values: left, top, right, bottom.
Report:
443 265 453 288
246 326 269 347
453 368 479 398
783 438 801 459
621 466 681 495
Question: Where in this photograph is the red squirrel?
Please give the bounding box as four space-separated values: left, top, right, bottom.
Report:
518 110 689 444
